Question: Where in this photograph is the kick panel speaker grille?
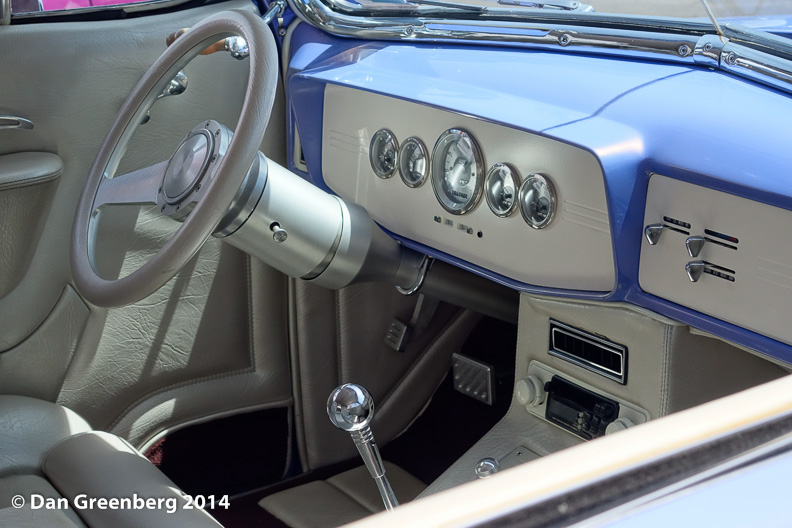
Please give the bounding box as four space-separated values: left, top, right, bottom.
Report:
549 320 627 384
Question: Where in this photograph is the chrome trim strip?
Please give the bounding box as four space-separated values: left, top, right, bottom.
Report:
287 0 792 95
549 320 626 384
11 0 192 19
722 41 792 88
1 0 10 25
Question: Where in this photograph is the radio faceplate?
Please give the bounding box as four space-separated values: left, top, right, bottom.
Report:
522 361 649 440
545 376 618 440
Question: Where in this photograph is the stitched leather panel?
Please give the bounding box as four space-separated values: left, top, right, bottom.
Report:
0 0 267 351
290 279 480 470
0 166 59 301
0 286 89 401
59 243 292 447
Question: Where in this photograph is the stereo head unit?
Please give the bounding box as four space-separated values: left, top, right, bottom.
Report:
545 376 620 440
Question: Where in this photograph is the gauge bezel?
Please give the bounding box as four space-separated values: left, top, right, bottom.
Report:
519 172 557 229
369 129 398 179
431 128 484 216
485 162 521 218
398 137 429 188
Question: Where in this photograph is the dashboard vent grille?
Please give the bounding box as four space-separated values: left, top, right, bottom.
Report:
549 320 627 384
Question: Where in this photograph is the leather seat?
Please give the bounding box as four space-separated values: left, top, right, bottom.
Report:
0 395 221 527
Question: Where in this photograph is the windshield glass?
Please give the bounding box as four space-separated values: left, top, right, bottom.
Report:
589 0 788 20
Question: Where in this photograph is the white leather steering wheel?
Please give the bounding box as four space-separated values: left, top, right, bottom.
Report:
71 9 277 308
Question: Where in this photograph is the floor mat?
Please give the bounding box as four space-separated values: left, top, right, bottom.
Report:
146 407 290 498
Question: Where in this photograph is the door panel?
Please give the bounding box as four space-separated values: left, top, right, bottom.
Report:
0 0 291 445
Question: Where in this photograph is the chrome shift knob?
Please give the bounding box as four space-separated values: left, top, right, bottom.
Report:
327 383 399 511
327 383 374 432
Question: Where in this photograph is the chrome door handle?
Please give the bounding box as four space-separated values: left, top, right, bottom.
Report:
0 116 34 130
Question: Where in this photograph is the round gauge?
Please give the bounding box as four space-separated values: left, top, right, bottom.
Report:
369 129 398 179
398 137 429 188
519 173 557 229
431 129 484 215
485 163 520 217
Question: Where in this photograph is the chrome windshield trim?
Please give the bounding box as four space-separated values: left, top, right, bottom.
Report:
721 41 792 89
289 0 702 62
288 0 792 95
11 0 191 19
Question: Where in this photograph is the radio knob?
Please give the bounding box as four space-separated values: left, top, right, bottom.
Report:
515 376 545 408
605 417 635 435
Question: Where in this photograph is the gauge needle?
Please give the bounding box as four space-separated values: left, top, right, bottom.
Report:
446 158 470 187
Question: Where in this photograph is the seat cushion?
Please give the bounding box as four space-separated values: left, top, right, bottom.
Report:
0 474 86 527
260 462 426 528
43 431 222 528
0 395 91 478
0 396 222 527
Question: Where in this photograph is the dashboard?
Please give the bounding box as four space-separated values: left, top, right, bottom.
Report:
321 84 615 292
286 22 792 365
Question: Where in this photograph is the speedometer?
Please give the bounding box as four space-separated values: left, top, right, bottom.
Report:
431 129 484 215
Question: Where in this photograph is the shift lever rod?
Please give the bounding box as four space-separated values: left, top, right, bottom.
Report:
327 384 399 511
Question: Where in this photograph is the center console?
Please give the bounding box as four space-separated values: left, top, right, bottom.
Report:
420 292 785 496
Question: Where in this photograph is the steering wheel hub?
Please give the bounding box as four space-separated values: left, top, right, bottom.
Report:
156 120 229 217
162 130 213 204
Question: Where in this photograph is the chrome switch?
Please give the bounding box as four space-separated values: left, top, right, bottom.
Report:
686 236 707 258
685 261 706 282
644 223 665 245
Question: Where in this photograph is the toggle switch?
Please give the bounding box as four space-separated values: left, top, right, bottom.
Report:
685 236 706 258
644 223 665 245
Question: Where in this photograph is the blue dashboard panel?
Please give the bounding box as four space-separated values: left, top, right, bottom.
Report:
285 21 792 364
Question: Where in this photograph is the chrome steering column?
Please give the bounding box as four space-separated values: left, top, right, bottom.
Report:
213 125 424 290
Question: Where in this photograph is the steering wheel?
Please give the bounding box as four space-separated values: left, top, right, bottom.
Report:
71 9 277 308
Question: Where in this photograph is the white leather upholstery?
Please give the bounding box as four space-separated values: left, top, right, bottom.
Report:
0 396 91 478
0 0 292 454
290 279 481 471
0 396 220 527
44 432 221 528
260 462 425 528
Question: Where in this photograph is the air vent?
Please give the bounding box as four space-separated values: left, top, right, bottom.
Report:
549 320 627 384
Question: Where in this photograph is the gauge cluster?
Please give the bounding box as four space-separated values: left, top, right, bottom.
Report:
370 127 559 229
322 85 615 292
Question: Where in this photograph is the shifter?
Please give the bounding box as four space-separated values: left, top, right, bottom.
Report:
327 384 399 511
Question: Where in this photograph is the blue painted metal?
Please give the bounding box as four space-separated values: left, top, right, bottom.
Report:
284 21 792 363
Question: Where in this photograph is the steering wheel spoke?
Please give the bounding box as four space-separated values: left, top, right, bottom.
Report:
93 161 167 210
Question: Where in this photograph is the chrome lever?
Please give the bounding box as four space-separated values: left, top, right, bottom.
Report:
141 71 188 125
686 236 707 258
0 116 34 130
685 261 706 282
327 384 399 511
644 223 665 245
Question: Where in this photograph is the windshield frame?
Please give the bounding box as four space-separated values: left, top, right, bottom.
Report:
287 0 792 97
